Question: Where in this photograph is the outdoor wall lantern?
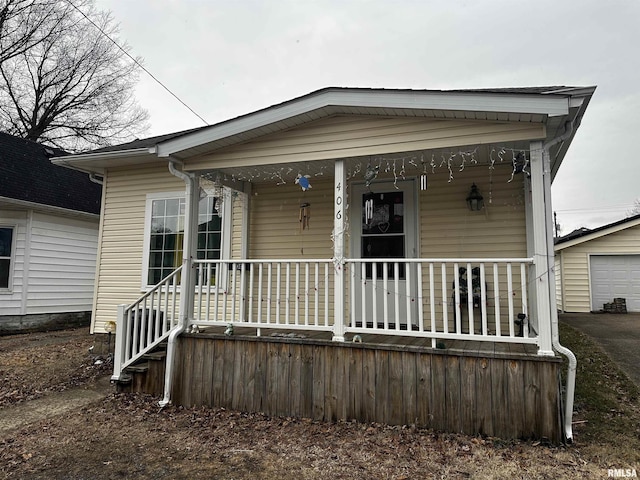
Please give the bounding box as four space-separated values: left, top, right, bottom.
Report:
466 183 484 211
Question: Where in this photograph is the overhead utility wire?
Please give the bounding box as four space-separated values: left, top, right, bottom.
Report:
67 1 209 126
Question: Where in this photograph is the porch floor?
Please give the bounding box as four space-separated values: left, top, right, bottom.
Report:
190 325 543 359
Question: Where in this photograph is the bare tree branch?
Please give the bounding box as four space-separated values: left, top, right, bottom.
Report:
0 0 148 151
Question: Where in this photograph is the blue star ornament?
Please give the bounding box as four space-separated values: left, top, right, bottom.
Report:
295 174 312 191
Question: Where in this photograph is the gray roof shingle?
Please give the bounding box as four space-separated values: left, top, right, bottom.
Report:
0 132 101 215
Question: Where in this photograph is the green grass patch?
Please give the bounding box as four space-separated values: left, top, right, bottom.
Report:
559 322 640 464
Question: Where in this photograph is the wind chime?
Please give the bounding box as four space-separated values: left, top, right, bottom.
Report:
299 202 311 232
364 193 374 225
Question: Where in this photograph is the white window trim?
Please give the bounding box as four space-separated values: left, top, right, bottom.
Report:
0 224 17 293
141 189 232 291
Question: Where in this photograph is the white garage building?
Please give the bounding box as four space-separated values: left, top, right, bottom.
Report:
555 214 640 313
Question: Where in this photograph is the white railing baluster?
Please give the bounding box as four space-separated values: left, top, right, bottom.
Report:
394 262 400 331
507 263 514 337
383 262 389 330
406 262 412 330
304 263 310 326
453 263 461 334
324 262 329 327
361 262 367 328
266 263 272 324
205 263 211 322
257 263 263 324
276 263 282 324
222 263 228 324
493 263 501 336
417 263 424 332
441 263 448 334
372 262 378 330
285 263 291 324
466 262 473 335
294 263 300 325
231 262 237 323
521 262 529 337
240 263 247 322
196 263 203 322
480 263 487 336
248 262 255 322
314 263 319 326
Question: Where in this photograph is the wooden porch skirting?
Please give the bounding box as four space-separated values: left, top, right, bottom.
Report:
149 330 563 443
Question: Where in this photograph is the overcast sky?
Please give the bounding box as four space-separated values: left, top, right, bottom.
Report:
96 0 640 234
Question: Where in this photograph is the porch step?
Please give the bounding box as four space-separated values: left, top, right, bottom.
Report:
124 362 149 374
142 351 167 361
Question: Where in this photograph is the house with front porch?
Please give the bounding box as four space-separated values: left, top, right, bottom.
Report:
53 86 596 443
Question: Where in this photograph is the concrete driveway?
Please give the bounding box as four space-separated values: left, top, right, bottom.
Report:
560 312 640 386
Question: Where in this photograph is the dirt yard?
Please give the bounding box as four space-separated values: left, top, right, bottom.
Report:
0 326 638 479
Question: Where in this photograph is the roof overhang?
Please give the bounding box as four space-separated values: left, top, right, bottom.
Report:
0 196 100 221
51 86 596 176
555 215 640 251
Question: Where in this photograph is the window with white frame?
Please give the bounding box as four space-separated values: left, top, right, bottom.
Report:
0 227 14 289
143 192 229 288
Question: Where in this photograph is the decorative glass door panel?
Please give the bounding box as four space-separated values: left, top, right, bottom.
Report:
352 181 417 327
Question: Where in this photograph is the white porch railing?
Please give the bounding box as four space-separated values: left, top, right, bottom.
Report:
112 257 540 380
111 266 182 381
190 257 537 346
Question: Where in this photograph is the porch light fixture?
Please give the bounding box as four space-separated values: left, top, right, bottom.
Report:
466 183 484 211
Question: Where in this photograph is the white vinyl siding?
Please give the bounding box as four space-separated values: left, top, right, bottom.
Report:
555 223 640 312
25 213 98 313
0 211 26 315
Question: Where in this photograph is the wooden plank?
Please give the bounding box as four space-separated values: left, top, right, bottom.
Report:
490 358 509 438
324 345 337 422
361 348 376 423
522 359 540 439
232 340 246 411
375 350 389 425
199 339 214 407
430 354 446 431
299 345 314 419
191 338 205 406
401 351 417 426
242 340 256 413
348 347 362 421
445 355 461 433
506 359 525 439
276 343 291 418
415 352 432 428
265 342 280 417
252 341 267 413
288 343 302 418
539 361 561 443
181 337 195 407
312 345 325 421
222 339 236 409
474 356 493 436
211 339 224 408
388 351 404 425
334 346 348 422
459 356 476 435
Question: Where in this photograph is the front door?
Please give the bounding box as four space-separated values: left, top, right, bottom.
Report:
352 180 417 327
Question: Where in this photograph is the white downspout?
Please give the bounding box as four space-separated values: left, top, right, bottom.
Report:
159 157 197 407
543 121 577 442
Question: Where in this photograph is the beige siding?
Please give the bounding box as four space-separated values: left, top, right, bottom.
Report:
555 224 640 312
184 116 545 170
92 164 184 332
555 255 563 311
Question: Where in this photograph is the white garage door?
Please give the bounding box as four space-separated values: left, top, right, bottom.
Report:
590 255 640 312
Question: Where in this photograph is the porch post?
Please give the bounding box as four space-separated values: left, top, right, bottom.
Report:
180 172 199 323
332 159 346 342
529 140 554 355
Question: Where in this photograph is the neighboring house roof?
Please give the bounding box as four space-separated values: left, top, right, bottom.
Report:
52 85 596 179
0 132 102 215
554 213 640 251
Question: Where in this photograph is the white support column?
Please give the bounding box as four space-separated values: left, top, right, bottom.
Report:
529 140 554 355
332 159 346 342
239 182 251 321
180 173 199 324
